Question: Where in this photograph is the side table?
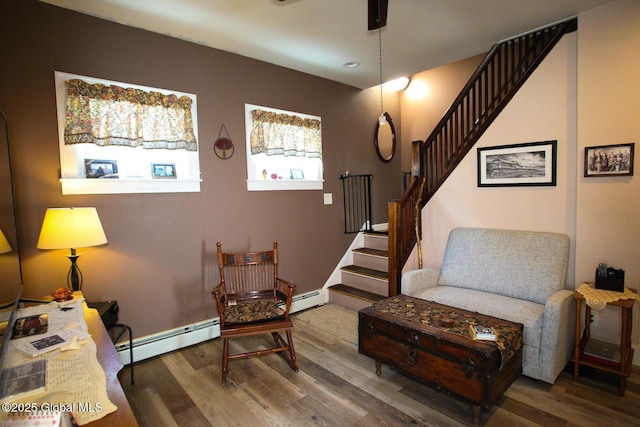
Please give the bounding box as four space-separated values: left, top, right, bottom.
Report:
571 288 636 395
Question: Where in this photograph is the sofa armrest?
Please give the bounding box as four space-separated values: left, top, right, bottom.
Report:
539 289 576 383
401 268 440 296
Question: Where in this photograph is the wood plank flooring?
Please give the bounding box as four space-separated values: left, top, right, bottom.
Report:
121 309 640 426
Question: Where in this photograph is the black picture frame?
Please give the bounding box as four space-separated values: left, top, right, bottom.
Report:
151 163 177 179
477 140 557 187
85 159 118 179
584 143 634 177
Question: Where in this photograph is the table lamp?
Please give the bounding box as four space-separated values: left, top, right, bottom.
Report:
0 228 11 254
37 207 108 291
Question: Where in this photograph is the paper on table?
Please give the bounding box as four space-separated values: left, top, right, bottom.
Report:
13 328 90 358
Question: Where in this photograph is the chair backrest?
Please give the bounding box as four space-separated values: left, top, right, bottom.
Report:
216 240 279 302
438 227 570 305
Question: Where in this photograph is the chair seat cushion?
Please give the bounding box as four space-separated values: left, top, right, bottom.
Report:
223 300 285 325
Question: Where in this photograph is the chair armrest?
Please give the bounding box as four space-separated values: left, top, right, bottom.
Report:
275 277 296 295
212 282 228 325
539 289 576 383
401 268 440 296
275 277 296 316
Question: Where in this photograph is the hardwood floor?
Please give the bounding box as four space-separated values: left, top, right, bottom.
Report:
121 310 640 426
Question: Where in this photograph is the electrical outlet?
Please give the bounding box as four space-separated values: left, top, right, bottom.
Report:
323 193 333 205
591 311 598 326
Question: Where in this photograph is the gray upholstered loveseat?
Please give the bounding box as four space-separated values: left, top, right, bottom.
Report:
402 227 575 384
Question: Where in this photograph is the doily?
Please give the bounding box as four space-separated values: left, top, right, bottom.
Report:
576 282 640 311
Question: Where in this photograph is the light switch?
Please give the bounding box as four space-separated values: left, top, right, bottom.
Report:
323 193 333 205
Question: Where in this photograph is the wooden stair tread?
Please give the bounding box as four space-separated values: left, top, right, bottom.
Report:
353 247 388 257
364 230 388 236
328 284 387 302
341 265 388 280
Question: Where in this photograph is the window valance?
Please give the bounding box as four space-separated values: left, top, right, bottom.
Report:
64 79 198 151
249 109 321 158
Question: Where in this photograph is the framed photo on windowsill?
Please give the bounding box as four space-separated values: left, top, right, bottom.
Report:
584 143 634 177
152 163 177 179
290 169 304 180
85 159 119 179
477 140 557 187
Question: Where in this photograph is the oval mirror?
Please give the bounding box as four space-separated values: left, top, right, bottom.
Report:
374 112 396 163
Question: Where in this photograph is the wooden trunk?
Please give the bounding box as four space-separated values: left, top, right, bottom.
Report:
358 296 522 423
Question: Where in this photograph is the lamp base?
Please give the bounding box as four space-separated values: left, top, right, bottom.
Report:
67 250 83 292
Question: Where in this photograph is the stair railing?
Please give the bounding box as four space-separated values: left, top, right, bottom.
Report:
340 173 374 234
388 18 578 296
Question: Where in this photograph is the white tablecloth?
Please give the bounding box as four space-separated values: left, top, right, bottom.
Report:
1 298 117 425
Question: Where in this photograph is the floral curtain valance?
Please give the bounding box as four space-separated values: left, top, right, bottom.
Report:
64 79 198 151
249 109 321 158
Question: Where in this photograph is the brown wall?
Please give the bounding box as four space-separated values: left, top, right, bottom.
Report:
0 1 402 337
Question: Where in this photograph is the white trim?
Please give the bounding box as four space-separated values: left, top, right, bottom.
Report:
61 178 202 195
246 179 323 191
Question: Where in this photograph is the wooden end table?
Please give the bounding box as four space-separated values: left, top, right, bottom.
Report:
571 287 636 396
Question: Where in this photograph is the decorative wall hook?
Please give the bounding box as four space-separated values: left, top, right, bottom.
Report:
214 123 234 159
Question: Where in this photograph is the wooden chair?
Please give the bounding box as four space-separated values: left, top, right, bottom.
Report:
212 240 298 384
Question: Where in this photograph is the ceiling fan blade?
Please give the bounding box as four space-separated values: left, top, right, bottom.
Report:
368 0 388 30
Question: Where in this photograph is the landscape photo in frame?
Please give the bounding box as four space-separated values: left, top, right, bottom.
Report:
477 140 557 187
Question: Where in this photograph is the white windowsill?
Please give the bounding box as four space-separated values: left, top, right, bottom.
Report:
60 178 202 195
247 179 323 191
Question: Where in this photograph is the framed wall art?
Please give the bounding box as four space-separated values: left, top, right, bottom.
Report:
477 140 557 187
584 143 634 177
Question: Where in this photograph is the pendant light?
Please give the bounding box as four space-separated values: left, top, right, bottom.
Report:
376 0 386 125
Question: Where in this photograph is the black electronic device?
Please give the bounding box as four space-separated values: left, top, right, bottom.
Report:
87 300 119 330
595 263 625 292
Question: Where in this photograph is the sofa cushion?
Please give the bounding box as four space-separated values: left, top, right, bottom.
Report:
438 228 569 305
411 286 545 350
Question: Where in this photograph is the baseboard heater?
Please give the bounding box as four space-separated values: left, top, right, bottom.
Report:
114 289 324 364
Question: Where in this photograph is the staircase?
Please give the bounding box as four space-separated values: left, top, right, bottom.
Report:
327 231 389 311
388 18 578 296
328 18 578 310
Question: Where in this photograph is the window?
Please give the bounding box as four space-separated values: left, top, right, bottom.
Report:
54 72 201 194
245 104 323 191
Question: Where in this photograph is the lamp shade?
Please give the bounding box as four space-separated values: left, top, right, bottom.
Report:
37 207 108 250
0 228 12 254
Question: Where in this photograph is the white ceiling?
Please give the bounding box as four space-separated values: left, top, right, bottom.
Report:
40 0 613 89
